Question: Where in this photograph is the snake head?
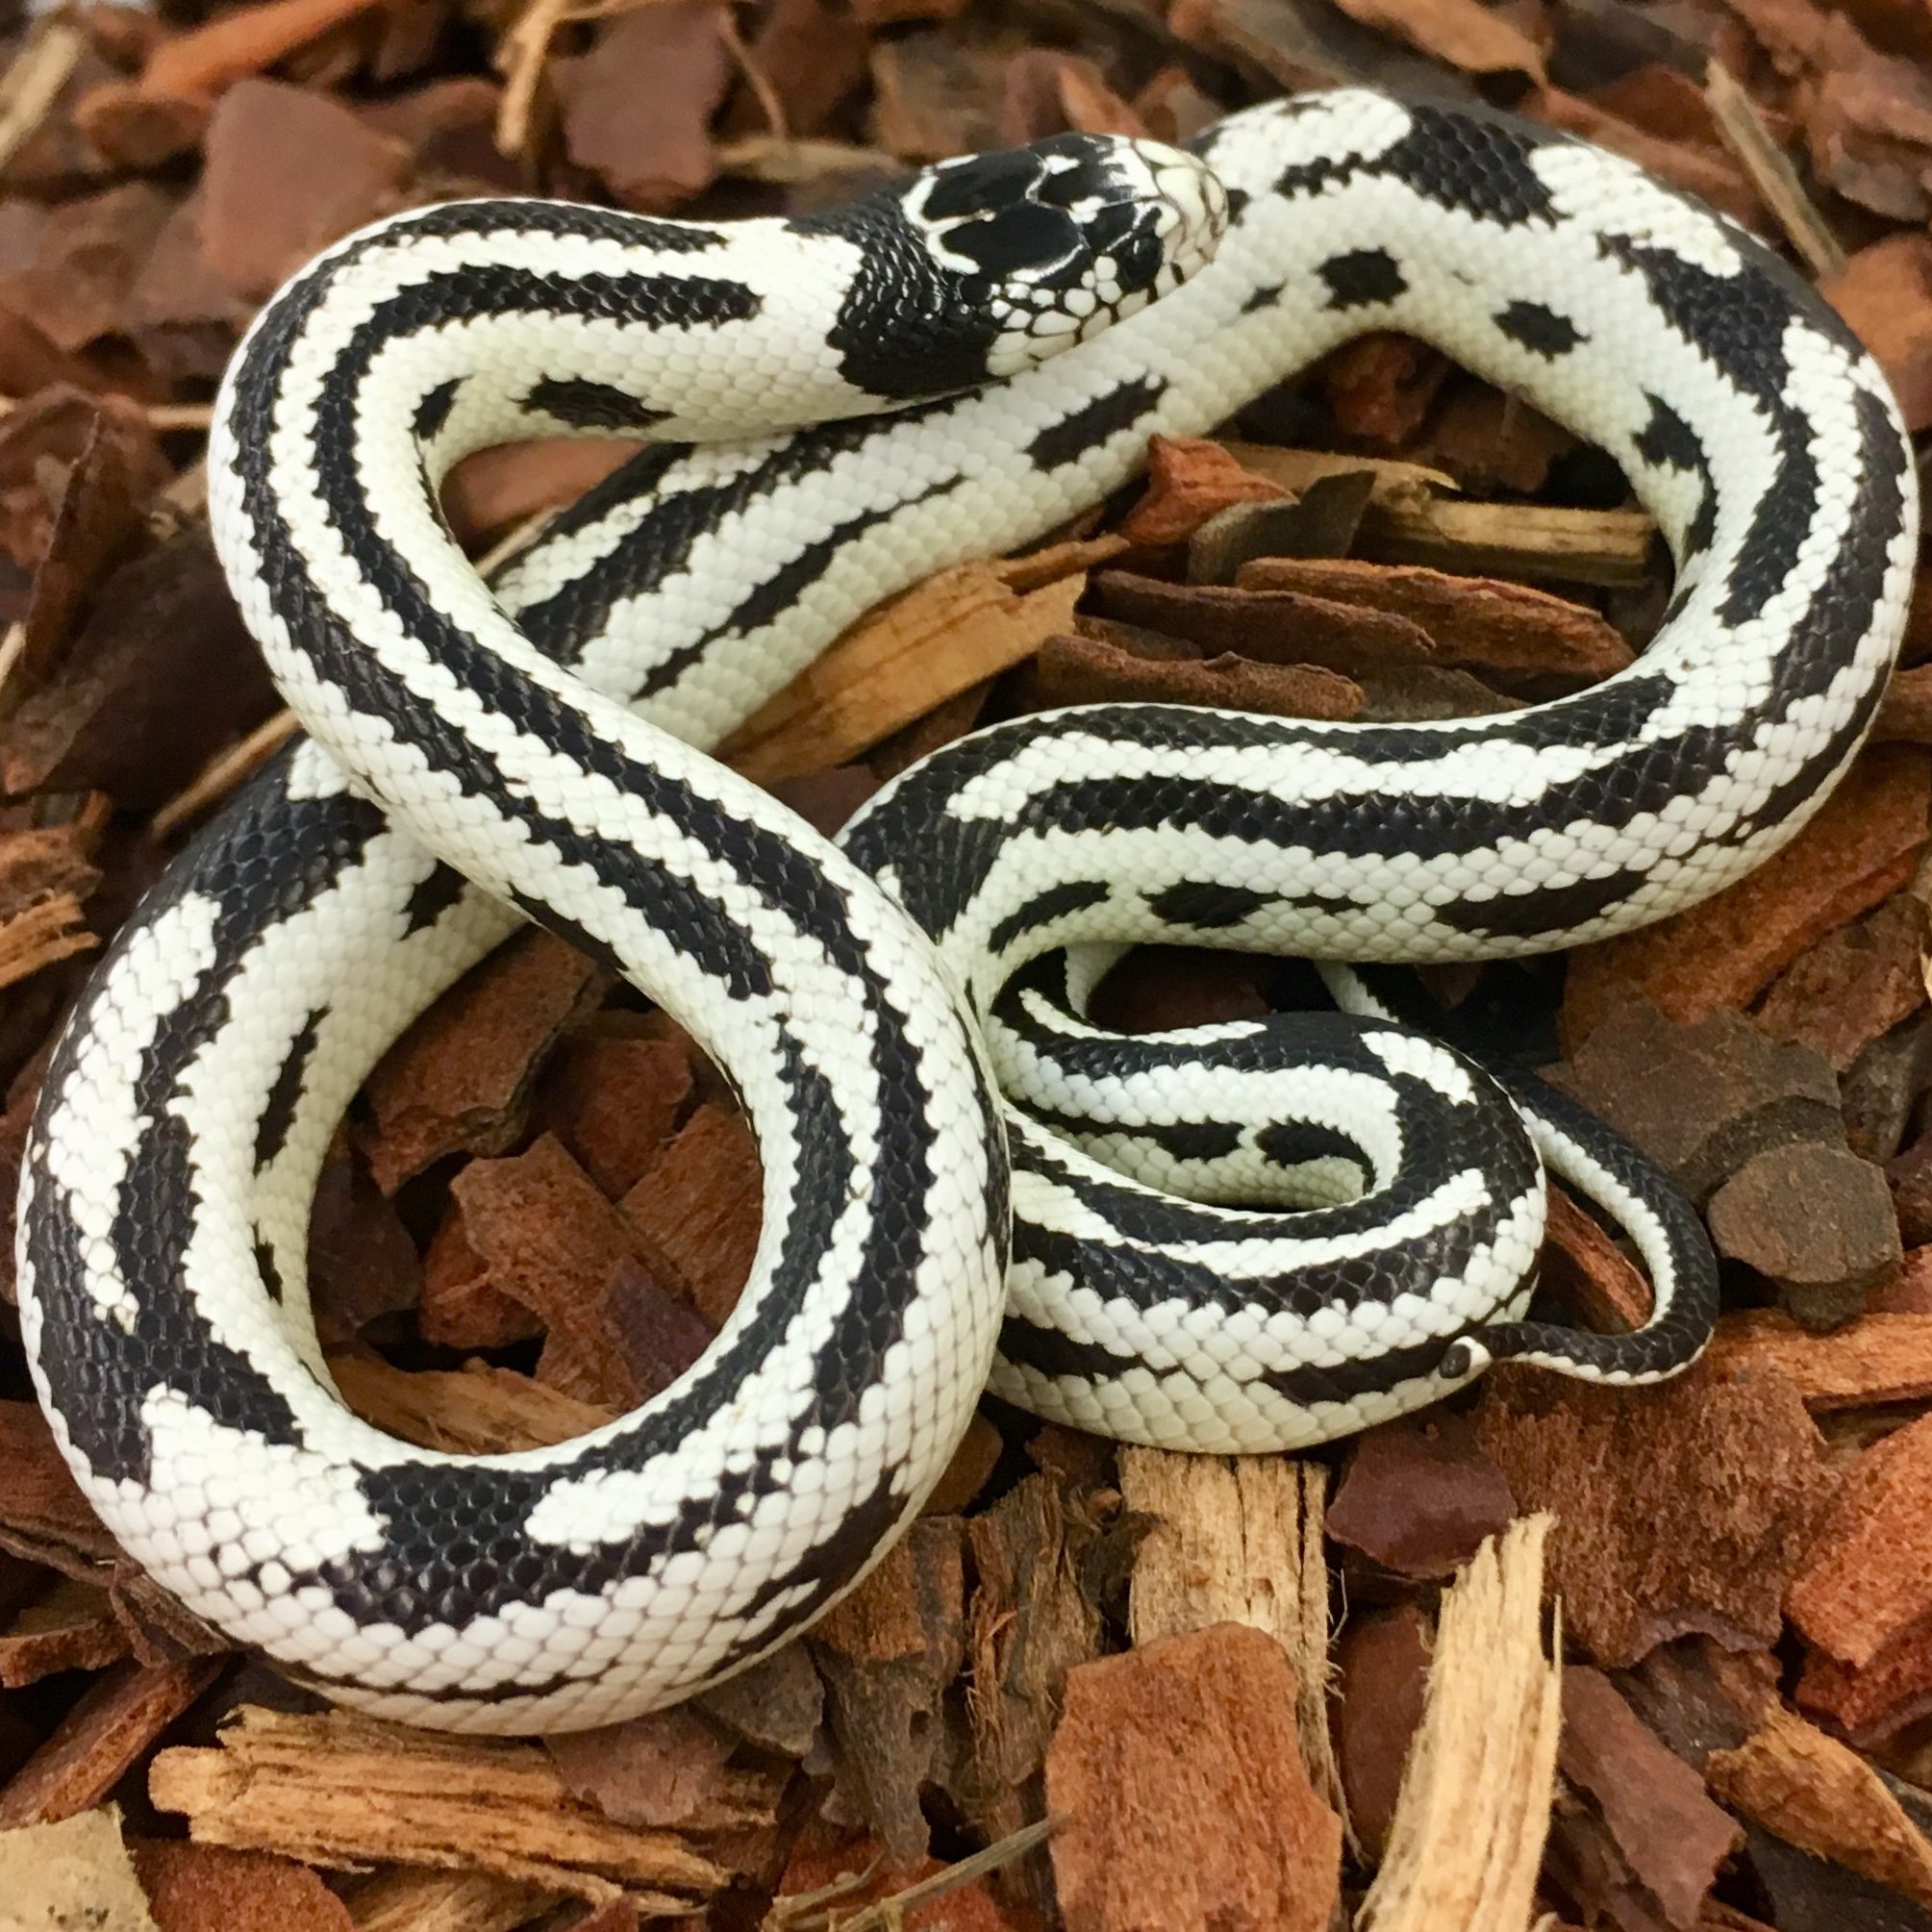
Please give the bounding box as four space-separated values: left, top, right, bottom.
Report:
797 133 1227 401
908 134 1229 376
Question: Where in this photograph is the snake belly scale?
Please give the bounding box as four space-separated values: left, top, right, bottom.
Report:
17 88 1915 1732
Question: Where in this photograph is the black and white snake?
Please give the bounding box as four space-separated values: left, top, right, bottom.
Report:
16 88 1915 1732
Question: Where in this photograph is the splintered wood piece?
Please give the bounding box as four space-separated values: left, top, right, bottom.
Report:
146 1707 726 1905
1357 1517 1561 1932
718 549 1111 782
1119 1449 1341 1825
808 1518 965 1865
961 1475 1107 1877
1361 498 1657 587
344 1867 554 1932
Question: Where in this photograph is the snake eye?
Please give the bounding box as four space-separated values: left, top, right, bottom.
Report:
1108 224 1163 293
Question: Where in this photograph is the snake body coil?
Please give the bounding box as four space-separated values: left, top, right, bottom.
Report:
18 89 1915 1731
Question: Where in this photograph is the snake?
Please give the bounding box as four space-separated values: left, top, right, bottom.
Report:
15 88 1914 1735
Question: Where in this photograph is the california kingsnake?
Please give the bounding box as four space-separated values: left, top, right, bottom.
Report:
16 89 1914 1733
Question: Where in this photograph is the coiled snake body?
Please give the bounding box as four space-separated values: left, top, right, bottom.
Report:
18 89 1916 1731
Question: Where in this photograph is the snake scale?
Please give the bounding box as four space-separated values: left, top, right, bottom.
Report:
16 88 1915 1731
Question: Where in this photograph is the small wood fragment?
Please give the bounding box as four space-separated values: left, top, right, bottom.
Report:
147 1707 725 1905
1357 1518 1561 1932
0 1659 222 1828
1707 1699 1932 1910
1706 56 1846 277
721 551 1110 783
1118 1450 1342 1824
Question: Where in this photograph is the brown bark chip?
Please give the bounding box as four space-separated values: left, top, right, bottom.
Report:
1823 232 1932 430
1326 1411 1518 1579
133 1841 355 1932
1117 434 1290 545
0 1659 222 1828
808 1518 965 1865
1706 1141 1903 1328
1332 1604 1432 1862
1552 1000 1844 1203
534 1028 692 1199
1045 1623 1343 1932
439 1133 710 1409
1233 555 1634 688
1790 1410 1932 1669
1707 1699 1932 1912
1556 1666 1743 1927
1710 1309 1932 1409
359 928 609 1192
1753 890 1931 1069
1473 1361 1835 1667
618 1103 760 1328
199 79 409 299
559 4 731 212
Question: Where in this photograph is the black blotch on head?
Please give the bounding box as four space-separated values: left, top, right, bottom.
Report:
1242 282 1285 314
525 376 669 433
942 202 1083 282
1317 247 1406 310
922 146 1047 222
1494 298 1585 356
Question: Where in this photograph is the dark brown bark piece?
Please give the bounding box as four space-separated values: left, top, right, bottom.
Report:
1331 1603 1431 1862
1753 892 1930 1070
534 1028 693 1201
808 1518 966 1865
617 1103 761 1329
1233 555 1633 687
442 1133 713 1409
1023 628 1363 719
0 1657 221 1827
1326 1410 1517 1578
559 4 731 212
1551 1000 1843 1204
1555 1665 1742 1928
1707 1142 1902 1329
199 78 409 299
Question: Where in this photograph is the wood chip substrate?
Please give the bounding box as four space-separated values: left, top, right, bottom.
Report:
7 1 1932 1927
